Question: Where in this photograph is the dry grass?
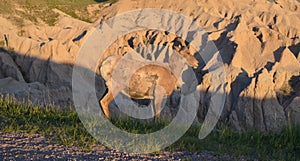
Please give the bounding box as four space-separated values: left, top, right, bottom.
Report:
0 0 116 26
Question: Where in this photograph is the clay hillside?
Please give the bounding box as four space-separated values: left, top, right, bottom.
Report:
0 0 299 131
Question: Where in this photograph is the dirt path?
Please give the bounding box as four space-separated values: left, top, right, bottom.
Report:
0 132 255 161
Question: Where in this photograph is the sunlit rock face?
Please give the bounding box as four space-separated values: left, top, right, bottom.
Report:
0 0 299 131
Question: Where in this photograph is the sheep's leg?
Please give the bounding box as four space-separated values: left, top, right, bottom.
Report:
151 99 155 119
100 90 114 118
153 85 165 122
100 81 121 119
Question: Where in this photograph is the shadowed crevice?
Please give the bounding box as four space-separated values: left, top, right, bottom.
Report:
288 43 300 58
212 16 240 65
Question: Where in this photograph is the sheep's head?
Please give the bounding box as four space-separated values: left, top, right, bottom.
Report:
100 55 122 81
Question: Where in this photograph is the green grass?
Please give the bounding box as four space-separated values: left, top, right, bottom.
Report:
0 97 96 148
0 0 117 26
0 97 299 160
171 125 300 160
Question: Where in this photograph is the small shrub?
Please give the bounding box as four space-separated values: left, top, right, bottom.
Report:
0 40 5 47
279 84 293 95
17 30 26 37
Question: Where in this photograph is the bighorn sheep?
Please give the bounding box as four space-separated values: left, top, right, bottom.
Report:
99 42 199 119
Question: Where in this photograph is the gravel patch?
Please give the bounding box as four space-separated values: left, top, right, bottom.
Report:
0 132 256 161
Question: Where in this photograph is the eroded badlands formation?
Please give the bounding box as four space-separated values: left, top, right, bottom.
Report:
0 0 299 131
